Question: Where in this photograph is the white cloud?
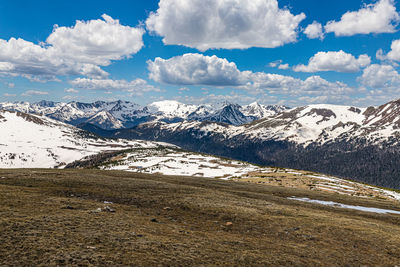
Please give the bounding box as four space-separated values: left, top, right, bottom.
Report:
293 51 371 73
325 0 400 36
146 0 306 51
0 14 144 81
278 63 289 70
377 39 400 61
148 53 248 86
64 88 79 93
148 53 355 101
70 78 161 96
245 72 354 98
21 90 49 96
304 21 324 39
269 60 282 68
359 64 400 88
354 63 400 106
46 14 144 66
269 60 289 69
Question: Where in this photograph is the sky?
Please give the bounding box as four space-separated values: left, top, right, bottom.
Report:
1 0 400 107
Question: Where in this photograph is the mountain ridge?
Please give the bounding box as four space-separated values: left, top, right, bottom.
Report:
0 100 288 130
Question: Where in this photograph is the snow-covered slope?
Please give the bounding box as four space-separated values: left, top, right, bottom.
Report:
0 109 173 168
140 99 400 147
241 102 288 118
147 100 198 118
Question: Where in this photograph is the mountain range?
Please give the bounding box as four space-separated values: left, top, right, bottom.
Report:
3 98 400 189
0 100 288 130
79 98 400 189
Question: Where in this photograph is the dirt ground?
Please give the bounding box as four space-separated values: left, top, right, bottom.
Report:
1 169 400 266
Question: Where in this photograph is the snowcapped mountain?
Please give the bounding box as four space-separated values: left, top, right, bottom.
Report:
147 100 198 118
0 100 287 129
241 102 288 118
200 103 254 125
0 109 173 168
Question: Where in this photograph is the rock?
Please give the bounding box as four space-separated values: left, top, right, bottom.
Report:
163 207 172 210
150 218 158 223
91 208 102 213
225 222 233 226
62 205 74 210
104 206 115 213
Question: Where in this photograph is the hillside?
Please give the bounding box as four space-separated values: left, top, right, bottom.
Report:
1 169 400 266
0 109 174 168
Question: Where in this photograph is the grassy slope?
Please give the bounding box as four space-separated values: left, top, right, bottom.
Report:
1 169 400 266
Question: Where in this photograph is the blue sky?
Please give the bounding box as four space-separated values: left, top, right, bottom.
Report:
1 0 400 107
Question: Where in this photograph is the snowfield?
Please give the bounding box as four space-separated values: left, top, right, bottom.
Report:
0 110 174 168
100 147 274 178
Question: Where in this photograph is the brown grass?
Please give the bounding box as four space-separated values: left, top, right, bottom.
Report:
1 169 400 266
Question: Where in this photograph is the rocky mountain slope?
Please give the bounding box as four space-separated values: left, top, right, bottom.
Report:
0 100 287 129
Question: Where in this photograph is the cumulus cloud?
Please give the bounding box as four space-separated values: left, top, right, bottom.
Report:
354 63 400 105
148 53 355 101
359 64 400 88
278 63 289 70
325 0 400 36
293 51 371 73
148 53 248 86
377 39 400 61
70 78 161 96
0 14 144 81
146 0 306 51
245 72 354 97
46 14 144 66
21 90 49 96
304 21 324 39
